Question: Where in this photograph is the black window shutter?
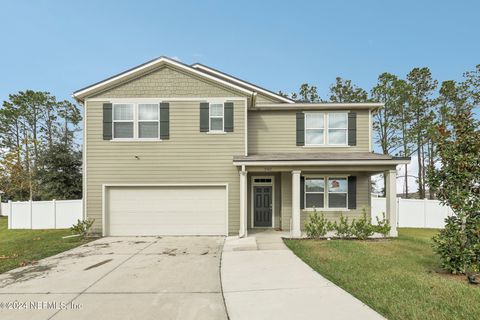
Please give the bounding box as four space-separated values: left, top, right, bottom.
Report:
200 102 209 132
160 102 169 139
224 102 234 132
348 176 357 209
348 112 357 146
103 103 113 140
296 112 305 146
300 176 305 209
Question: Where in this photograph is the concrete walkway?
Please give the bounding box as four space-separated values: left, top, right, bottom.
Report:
221 229 385 320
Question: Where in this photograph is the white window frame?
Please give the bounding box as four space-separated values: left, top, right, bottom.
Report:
112 103 135 140
208 102 225 133
304 112 325 146
326 177 348 209
304 175 349 211
112 103 161 141
327 112 348 146
304 112 349 147
304 177 325 209
137 103 160 140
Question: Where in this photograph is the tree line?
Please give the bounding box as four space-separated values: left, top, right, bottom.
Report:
282 65 480 199
0 90 82 201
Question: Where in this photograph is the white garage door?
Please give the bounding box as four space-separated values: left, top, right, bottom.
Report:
107 185 227 236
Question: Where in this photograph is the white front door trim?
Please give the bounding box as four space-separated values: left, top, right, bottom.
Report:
250 176 275 228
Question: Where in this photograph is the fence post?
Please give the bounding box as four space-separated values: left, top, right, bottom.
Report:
29 200 33 229
8 200 12 229
396 197 400 227
53 199 57 229
423 198 428 228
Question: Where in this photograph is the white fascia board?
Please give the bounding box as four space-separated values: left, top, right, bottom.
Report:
73 57 253 100
192 63 294 104
232 160 411 166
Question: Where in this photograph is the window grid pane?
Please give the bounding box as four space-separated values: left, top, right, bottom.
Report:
138 104 159 121
114 122 134 138
328 129 347 145
306 193 324 208
328 178 347 193
114 104 134 120
306 129 324 145
138 122 159 138
210 104 224 117
328 113 348 128
329 193 347 208
305 113 324 129
210 117 223 131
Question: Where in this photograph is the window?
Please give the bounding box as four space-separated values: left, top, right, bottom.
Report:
304 112 348 146
138 104 159 139
305 178 325 208
112 103 161 140
328 113 348 145
209 103 224 132
305 113 324 145
328 178 348 208
304 177 348 209
113 104 134 138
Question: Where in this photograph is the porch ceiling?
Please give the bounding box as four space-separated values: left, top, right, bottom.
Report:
233 152 410 172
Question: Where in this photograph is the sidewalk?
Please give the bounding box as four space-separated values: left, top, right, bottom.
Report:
221 230 384 320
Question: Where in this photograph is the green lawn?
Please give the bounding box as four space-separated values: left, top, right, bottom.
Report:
0 217 91 274
284 228 480 320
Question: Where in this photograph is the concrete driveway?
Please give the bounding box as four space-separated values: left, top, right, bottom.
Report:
0 236 227 320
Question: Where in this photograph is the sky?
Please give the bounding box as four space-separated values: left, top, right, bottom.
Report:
0 0 478 192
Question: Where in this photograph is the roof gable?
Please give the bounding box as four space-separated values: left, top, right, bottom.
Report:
73 57 253 101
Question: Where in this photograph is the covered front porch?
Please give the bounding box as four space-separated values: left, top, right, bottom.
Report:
234 153 410 238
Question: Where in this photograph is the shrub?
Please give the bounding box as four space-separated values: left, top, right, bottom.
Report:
351 210 375 240
374 212 391 237
305 210 333 238
433 215 480 274
333 214 354 238
71 219 95 239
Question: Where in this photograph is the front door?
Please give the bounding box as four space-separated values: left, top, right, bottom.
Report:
254 186 272 227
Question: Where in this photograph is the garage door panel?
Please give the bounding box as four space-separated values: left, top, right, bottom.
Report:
107 186 227 236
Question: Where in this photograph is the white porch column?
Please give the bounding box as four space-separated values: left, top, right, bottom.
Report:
291 170 302 238
385 169 398 237
239 169 248 238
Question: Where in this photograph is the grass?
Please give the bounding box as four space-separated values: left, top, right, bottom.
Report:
0 216 91 274
284 228 480 320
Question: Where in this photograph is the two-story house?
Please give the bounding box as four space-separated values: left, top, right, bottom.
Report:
73 56 409 238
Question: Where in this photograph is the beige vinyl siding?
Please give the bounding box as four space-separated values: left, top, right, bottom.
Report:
91 65 248 98
248 109 371 153
86 99 245 234
255 93 281 104
280 172 371 231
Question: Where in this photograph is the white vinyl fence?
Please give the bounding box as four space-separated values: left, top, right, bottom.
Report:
1 199 82 229
371 197 454 228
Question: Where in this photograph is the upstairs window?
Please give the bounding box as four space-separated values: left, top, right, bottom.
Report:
138 104 160 139
113 104 134 138
328 113 348 145
305 113 325 145
209 103 224 132
112 103 161 140
304 112 348 146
